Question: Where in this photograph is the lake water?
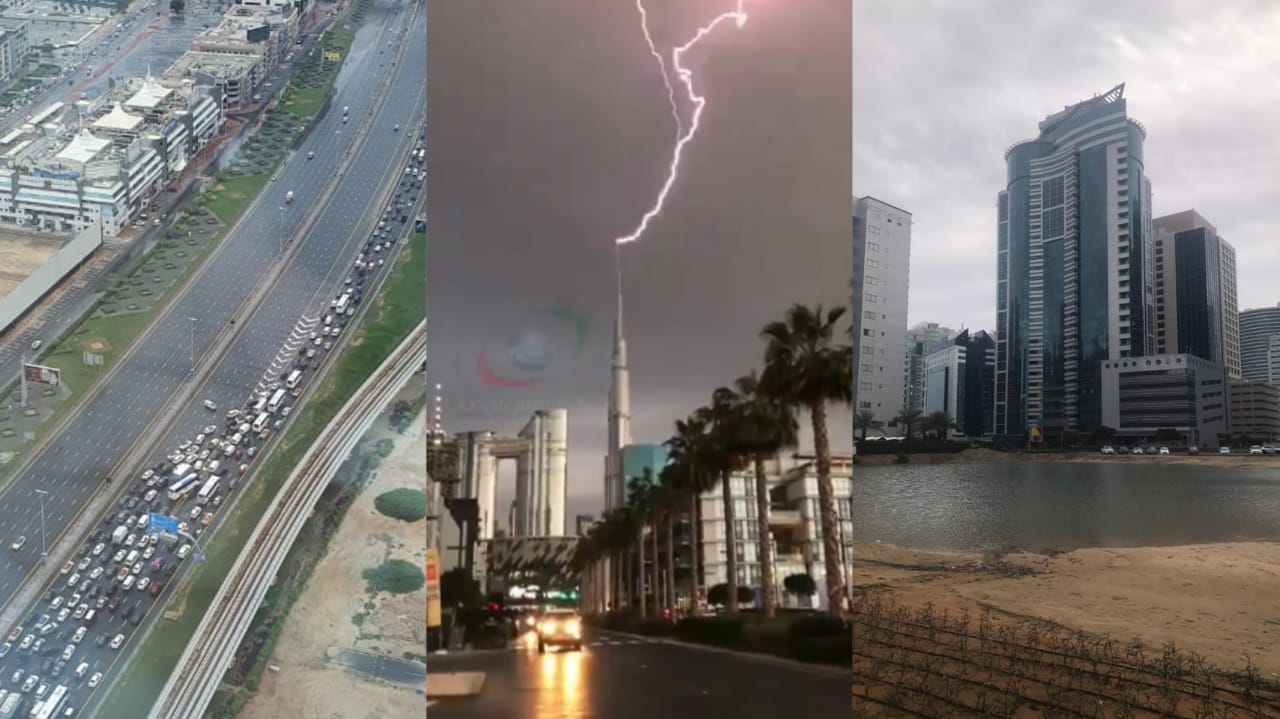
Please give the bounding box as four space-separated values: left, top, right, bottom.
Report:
852 461 1280 552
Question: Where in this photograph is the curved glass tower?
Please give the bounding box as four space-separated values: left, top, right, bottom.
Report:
1239 304 1280 386
995 83 1154 442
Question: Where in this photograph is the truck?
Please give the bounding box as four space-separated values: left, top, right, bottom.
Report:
111 525 129 545
285 190 294 203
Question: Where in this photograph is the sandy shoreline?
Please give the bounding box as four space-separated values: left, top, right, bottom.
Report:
855 539 1280 673
854 446 1280 466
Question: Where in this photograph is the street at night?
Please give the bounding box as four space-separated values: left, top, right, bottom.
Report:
427 628 848 719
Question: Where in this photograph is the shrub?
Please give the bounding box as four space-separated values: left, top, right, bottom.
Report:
672 615 745 647
373 487 426 522
362 559 425 594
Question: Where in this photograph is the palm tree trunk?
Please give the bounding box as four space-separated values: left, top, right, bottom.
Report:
753 453 777 618
721 468 739 613
635 532 646 618
688 493 700 611
665 510 676 611
650 517 660 616
810 400 846 614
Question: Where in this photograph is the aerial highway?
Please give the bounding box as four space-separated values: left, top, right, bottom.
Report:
147 322 425 719
0 0 425 713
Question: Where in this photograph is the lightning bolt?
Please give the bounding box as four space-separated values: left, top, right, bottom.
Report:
615 0 748 246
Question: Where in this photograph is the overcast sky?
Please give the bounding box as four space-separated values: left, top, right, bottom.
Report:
427 1 852 523
854 0 1280 333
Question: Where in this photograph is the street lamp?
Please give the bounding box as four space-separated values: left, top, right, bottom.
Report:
34 489 47 565
186 317 198 378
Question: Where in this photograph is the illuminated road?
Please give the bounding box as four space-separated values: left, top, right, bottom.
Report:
427 628 848 719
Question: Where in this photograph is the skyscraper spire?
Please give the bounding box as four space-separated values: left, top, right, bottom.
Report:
605 245 632 509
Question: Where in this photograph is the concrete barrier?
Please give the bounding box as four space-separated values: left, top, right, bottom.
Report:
427 672 486 698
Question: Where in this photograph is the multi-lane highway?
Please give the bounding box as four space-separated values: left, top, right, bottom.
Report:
0 0 425 713
428 628 849 719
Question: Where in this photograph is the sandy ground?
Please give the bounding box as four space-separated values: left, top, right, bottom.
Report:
856 446 1280 467
242 407 427 719
856 539 1280 673
0 233 62 294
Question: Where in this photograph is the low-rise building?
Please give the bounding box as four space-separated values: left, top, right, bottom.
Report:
165 4 300 108
0 77 223 236
1229 381 1280 443
1101 354 1229 447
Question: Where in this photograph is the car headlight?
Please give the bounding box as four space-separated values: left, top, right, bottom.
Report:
566 619 581 636
539 620 556 634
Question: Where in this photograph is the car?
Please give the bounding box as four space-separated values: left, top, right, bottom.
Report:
131 561 144 575
61 644 75 661
1158 446 1170 455
1251 445 1264 455
177 544 191 560
177 440 192 452
136 577 151 592
1131 447 1144 455
1265 445 1278 455
88 567 103 581
66 574 80 589
203 400 217 411
39 622 57 637
72 605 86 620
122 576 135 591
142 546 154 560
60 561 73 575
31 638 44 653
203 425 218 436
35 682 48 698
1220 446 1232 455
18 635 33 651
0 642 8 658
94 596 107 610
10 536 25 551
535 609 583 653
88 671 102 688
71 628 86 645
94 633 107 648
1099 445 1114 454
77 557 90 571
194 433 205 446
150 582 164 597
91 543 105 557
20 675 36 693
188 506 202 521
125 534 136 547
106 598 119 613
9 669 21 684
56 607 70 623
112 549 126 563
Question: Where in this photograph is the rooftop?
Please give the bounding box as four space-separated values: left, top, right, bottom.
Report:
55 129 110 165
125 75 174 111
91 103 143 132
164 51 260 82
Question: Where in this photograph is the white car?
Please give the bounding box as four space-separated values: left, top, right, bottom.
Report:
88 671 103 688
71 627 86 644
188 506 202 521
202 400 217 412
1158 446 1170 455
136 577 151 592
88 567 103 580
91 543 105 556
177 544 191 560
109 634 124 650
65 574 80 589
1251 445 1264 455
112 549 126 563
61 644 75 661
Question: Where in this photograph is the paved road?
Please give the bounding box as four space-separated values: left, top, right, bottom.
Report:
334 649 426 687
428 629 849 719
0 0 424 713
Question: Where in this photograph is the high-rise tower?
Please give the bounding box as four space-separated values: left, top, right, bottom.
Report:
605 251 632 510
996 83 1154 442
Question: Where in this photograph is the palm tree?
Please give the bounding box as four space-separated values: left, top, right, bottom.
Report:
853 409 882 442
697 386 749 613
892 407 924 442
926 410 956 441
760 304 853 614
654 467 682 611
731 371 798 617
663 415 716 608
624 476 655 617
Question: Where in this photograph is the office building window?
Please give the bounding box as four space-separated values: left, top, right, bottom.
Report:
864 311 876 320
866 277 878 285
865 293 877 303
867 259 879 268
868 242 880 251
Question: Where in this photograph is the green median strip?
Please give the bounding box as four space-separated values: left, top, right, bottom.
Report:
94 227 423 719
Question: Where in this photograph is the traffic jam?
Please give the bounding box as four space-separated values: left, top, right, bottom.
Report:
0 142 424 719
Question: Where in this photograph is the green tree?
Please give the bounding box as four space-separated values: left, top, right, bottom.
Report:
362 560 425 594
373 488 427 522
783 572 817 602
730 371 798 618
925 410 956 441
707 583 754 607
697 385 750 613
853 409 882 443
440 567 481 608
761 304 853 614
892 407 924 442
662 415 717 608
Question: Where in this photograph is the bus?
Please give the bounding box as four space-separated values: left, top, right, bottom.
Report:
267 389 287 414
168 473 200 502
196 476 220 504
0 692 19 719
31 685 67 719
285 370 303 390
333 292 351 315
251 412 269 434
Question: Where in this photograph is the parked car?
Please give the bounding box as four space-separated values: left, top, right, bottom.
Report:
1100 445 1115 455
1220 446 1232 456
1251 445 1264 455
1158 447 1170 455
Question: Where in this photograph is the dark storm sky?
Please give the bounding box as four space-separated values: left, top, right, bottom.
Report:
426 0 852 520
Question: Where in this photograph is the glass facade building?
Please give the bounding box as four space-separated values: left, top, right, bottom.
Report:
996 83 1154 443
852 197 912 426
1152 210 1240 379
1239 304 1280 387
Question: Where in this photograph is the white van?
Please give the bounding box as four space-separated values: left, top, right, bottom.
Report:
286 370 302 389
252 412 269 433
135 515 148 530
75 661 89 679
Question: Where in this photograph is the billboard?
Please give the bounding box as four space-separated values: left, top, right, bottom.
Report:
23 363 60 386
